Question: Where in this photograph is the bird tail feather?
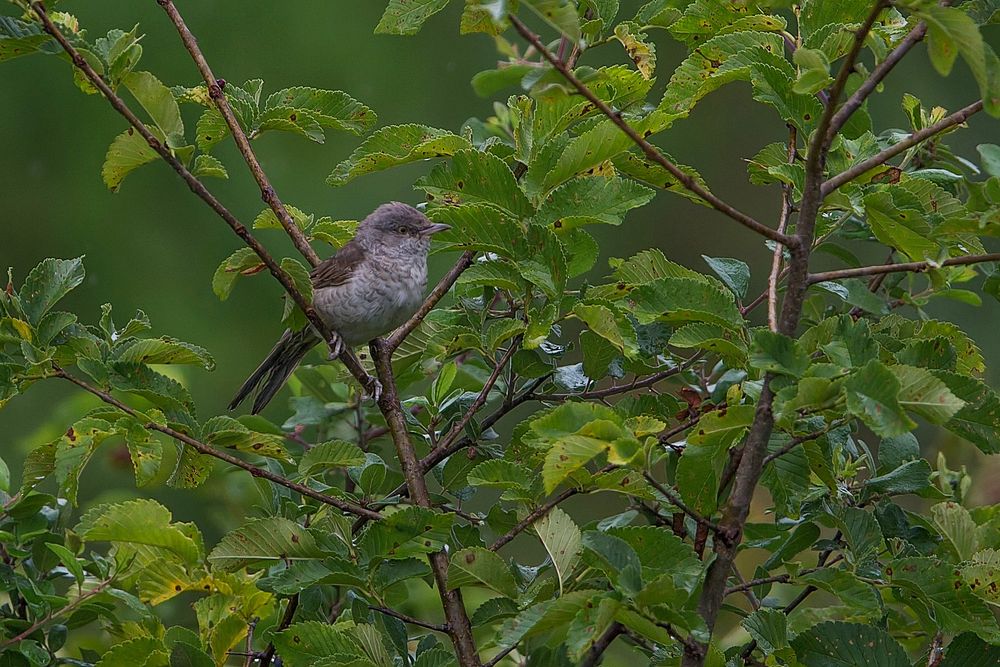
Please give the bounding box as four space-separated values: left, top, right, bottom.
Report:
228 328 320 414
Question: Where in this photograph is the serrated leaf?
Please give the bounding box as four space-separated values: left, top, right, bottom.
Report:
253 204 313 230
701 256 749 299
573 302 639 357
212 248 264 301
416 148 532 217
668 322 747 366
630 276 744 330
889 365 965 424
208 517 323 571
845 360 916 437
77 498 203 563
18 257 85 324
102 128 159 192
534 506 581 594
327 124 471 186
114 336 215 370
523 0 581 41
791 621 909 667
675 405 754 515
467 459 532 491
191 154 228 179
123 71 184 147
448 547 518 598
534 175 654 229
200 415 290 461
375 0 451 35
261 87 376 135
750 330 810 377
669 0 786 46
614 22 656 79
298 440 366 476
934 371 1000 454
359 506 454 561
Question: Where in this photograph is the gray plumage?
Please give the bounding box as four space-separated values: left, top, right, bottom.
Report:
229 202 449 413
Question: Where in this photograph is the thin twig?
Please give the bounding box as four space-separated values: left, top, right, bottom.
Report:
258 594 299 667
156 0 320 267
761 422 845 467
507 14 794 249
483 644 519 667
768 128 796 331
580 623 624 667
0 578 113 648
387 251 476 350
808 252 1000 284
927 632 945 667
489 488 577 551
54 367 381 520
821 100 983 195
534 354 701 402
642 472 722 537
370 605 450 633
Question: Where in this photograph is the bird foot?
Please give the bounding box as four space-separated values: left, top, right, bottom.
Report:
326 332 344 360
364 376 383 403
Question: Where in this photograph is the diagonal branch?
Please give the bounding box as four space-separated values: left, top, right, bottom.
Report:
507 14 794 249
808 252 1000 284
387 251 475 350
822 100 983 195
768 128 796 331
156 0 320 267
53 366 381 520
643 472 722 536
489 487 577 552
370 605 449 633
30 1 376 394
826 22 927 141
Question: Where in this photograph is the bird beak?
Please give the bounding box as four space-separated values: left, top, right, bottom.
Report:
422 223 451 236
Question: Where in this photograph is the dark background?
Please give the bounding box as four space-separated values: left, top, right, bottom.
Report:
1 1 999 660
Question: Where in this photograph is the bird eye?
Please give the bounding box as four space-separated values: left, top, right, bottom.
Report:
397 225 408 234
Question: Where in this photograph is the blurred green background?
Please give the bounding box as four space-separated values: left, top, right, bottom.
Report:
1 0 999 660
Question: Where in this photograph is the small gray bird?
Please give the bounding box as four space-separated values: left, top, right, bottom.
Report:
229 202 450 413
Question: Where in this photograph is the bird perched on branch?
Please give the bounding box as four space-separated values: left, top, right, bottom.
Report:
229 201 450 414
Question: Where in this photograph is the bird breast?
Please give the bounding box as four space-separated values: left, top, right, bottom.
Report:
312 252 427 346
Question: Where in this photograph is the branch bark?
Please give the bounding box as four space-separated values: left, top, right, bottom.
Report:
156 0 321 267
507 14 794 249
370 340 481 666
768 128 796 331
808 252 1000 284
579 623 624 667
822 100 983 195
53 366 381 520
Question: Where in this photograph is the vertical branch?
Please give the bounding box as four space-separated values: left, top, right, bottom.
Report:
156 0 321 267
684 4 889 664
767 127 796 331
370 340 481 667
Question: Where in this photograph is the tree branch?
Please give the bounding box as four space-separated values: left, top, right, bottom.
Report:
29 2 377 395
258 594 298 667
156 0 320 267
768 128 796 331
642 472 722 537
387 251 476 350
580 623 624 667
533 354 701 402
369 340 481 667
821 100 983 196
53 366 381 520
826 22 927 141
507 14 795 249
685 5 888 664
808 252 1000 284
0 578 113 649
370 605 449 633
489 488 577 552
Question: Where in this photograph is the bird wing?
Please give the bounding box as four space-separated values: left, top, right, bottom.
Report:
310 240 366 289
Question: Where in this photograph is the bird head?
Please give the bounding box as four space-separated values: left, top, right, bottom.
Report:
357 202 450 255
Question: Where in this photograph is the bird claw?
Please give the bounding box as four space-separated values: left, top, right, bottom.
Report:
327 333 344 360
364 377 383 403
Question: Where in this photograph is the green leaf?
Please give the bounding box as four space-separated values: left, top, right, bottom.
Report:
701 256 749 299
191 154 228 179
676 405 755 515
534 175 654 229
359 506 454 561
253 204 314 230
44 542 84 584
612 150 713 206
933 502 979 561
889 365 965 424
212 248 264 301
573 302 639 357
461 1 512 35
96 638 168 667
940 633 1000 667
467 459 532 491
917 5 1000 116
800 568 880 614
933 372 1000 453
750 330 810 377
123 71 184 147
582 531 643 595
208 517 323 571
77 498 203 563
114 337 215 370
19 257 85 324
258 557 367 595
431 204 523 257
200 415 290 461
0 455 8 493
280 257 314 329
668 322 748 366
416 148 532 217
862 459 935 500
326 124 471 186
845 360 916 437
978 144 1000 177
273 622 378 667
791 621 909 667
448 547 518 598
742 608 790 656
375 0 451 35
195 108 228 152
102 128 159 192
0 17 52 63
630 276 744 330
614 22 656 79
791 46 832 95
298 440 367 476
311 219 358 248
523 0 581 41
669 0 786 46
534 506 581 594
261 87 376 135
